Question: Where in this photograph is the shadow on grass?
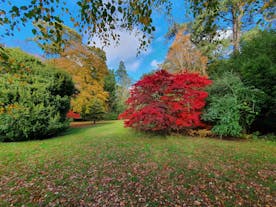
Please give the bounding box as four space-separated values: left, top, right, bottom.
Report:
128 128 252 143
130 129 169 140
70 120 115 128
1 121 116 143
59 120 116 136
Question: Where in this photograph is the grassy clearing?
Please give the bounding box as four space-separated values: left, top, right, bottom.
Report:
0 121 275 206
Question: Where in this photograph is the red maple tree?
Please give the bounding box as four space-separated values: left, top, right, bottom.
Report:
119 70 211 134
67 110 81 119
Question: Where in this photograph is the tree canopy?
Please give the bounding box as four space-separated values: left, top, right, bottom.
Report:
45 26 109 120
119 70 211 134
0 48 74 141
188 0 275 54
162 25 208 75
50 44 109 120
0 0 171 51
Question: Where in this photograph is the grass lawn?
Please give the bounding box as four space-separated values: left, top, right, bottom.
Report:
0 121 275 206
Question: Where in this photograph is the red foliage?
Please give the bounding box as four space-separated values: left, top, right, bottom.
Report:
67 110 81 119
119 70 211 133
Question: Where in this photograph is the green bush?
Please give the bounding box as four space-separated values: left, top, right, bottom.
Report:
202 72 265 137
103 112 119 120
0 48 74 142
206 30 275 134
234 30 276 133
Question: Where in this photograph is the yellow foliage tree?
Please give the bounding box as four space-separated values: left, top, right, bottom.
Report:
49 41 109 119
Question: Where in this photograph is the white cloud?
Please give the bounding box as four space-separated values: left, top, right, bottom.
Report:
215 29 233 40
90 29 152 71
212 28 234 57
126 60 141 72
150 59 162 69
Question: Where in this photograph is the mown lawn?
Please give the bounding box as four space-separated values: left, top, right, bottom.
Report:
0 121 275 206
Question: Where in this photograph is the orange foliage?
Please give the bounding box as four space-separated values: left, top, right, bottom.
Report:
163 28 208 75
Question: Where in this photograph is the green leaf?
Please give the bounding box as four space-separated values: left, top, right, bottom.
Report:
111 6 115 14
20 6 28 10
32 29 37 35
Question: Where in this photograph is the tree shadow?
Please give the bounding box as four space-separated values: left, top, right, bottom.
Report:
58 120 115 136
70 120 114 128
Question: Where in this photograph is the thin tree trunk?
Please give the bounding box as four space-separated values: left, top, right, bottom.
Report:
232 3 243 54
232 6 238 53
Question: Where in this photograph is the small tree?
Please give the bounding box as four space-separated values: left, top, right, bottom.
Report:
84 99 105 124
119 70 211 134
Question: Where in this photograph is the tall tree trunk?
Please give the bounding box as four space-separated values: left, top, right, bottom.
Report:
232 3 243 54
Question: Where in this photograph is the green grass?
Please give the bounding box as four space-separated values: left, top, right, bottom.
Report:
1 121 275 206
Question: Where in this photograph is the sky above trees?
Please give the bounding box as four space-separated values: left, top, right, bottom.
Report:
0 0 187 81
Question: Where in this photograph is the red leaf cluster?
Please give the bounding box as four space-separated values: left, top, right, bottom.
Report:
119 70 211 133
67 110 81 119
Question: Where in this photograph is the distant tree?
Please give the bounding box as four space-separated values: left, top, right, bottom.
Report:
162 25 208 75
67 110 81 120
115 61 132 113
104 69 118 113
83 98 106 124
116 61 131 86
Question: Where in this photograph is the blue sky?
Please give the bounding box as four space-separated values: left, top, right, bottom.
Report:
0 0 189 81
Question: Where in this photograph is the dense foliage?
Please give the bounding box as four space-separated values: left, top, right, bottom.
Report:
50 41 109 123
207 30 276 134
104 69 119 120
119 70 211 134
202 72 265 137
0 48 74 142
1 1 274 139
234 30 276 133
83 98 106 124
